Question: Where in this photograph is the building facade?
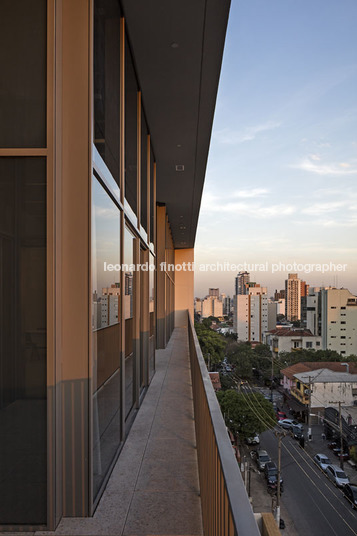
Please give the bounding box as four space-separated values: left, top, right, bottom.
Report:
285 273 301 321
0 0 230 530
235 271 250 295
307 287 357 357
264 328 322 355
321 288 357 357
233 283 268 342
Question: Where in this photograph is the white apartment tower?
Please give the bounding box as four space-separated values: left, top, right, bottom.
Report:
233 284 268 342
321 288 357 356
285 273 301 321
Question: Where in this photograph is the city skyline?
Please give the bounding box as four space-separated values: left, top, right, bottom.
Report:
194 0 357 297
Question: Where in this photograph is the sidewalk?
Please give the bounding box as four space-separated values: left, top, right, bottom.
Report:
240 447 299 535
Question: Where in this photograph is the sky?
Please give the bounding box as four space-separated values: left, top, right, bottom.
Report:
194 0 357 299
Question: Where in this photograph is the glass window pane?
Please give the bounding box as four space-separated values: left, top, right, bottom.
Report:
0 1 46 148
141 113 148 232
92 176 121 499
125 38 138 215
124 228 135 417
0 157 47 524
94 0 122 186
150 149 155 244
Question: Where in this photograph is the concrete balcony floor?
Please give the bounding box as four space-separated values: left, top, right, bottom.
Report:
39 327 203 536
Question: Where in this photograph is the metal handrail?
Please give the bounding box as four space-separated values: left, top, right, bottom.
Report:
188 313 261 536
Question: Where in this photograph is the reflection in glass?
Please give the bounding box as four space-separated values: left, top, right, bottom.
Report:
0 158 47 524
124 228 135 417
141 113 148 231
149 253 155 379
0 1 46 148
92 176 121 499
125 36 138 214
94 0 122 186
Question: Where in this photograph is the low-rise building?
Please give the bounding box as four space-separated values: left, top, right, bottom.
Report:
264 328 322 355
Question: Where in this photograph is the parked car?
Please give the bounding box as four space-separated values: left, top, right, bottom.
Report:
278 419 303 431
332 448 350 461
327 441 338 450
314 453 332 472
276 411 287 421
343 484 357 509
264 461 284 490
326 464 349 487
245 434 260 445
256 449 271 471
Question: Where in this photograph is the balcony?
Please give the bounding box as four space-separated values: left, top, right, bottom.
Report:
38 316 278 536
291 388 309 405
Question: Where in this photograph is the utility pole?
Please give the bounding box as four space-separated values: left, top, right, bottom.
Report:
274 430 285 528
271 352 274 403
307 376 312 441
339 402 344 470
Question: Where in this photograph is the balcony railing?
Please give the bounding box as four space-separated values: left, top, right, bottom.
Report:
188 314 261 536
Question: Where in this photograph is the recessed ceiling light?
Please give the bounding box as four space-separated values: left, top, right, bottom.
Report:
175 164 184 172
171 42 179 48
177 144 182 148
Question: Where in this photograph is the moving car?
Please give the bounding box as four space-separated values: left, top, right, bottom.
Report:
278 419 303 431
326 464 349 487
256 449 271 471
343 484 357 509
314 453 332 472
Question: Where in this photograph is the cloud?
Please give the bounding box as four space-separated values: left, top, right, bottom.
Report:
201 193 296 219
293 158 357 176
302 202 346 215
233 188 269 198
309 154 321 161
213 121 281 145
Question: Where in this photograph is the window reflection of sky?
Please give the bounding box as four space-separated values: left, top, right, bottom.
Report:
92 178 120 293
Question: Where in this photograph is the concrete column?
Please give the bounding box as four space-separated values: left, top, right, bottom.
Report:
174 248 194 328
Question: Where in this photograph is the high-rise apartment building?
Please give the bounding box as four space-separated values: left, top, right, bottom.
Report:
274 289 285 301
285 273 301 321
0 1 233 531
307 287 357 357
209 288 219 297
235 271 250 295
321 288 357 356
233 283 268 342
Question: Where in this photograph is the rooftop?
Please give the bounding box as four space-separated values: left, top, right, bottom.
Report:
294 369 357 384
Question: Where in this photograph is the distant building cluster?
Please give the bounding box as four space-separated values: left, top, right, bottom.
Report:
195 270 357 356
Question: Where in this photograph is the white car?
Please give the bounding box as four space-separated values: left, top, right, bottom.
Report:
314 453 332 472
278 418 302 431
326 464 349 487
245 434 260 445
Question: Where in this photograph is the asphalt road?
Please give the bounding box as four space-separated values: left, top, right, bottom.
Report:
260 430 357 536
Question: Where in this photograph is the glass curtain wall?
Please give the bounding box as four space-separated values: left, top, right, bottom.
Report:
92 177 121 499
94 0 122 187
92 0 157 503
0 0 47 525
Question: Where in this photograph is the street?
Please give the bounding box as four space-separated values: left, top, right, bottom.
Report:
260 430 357 536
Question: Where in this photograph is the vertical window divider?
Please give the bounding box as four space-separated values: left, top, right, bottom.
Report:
137 92 142 230
46 0 55 528
119 17 126 441
147 135 151 240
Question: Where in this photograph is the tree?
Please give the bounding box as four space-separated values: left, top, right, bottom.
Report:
195 322 226 370
226 341 254 379
217 390 276 438
219 372 235 391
